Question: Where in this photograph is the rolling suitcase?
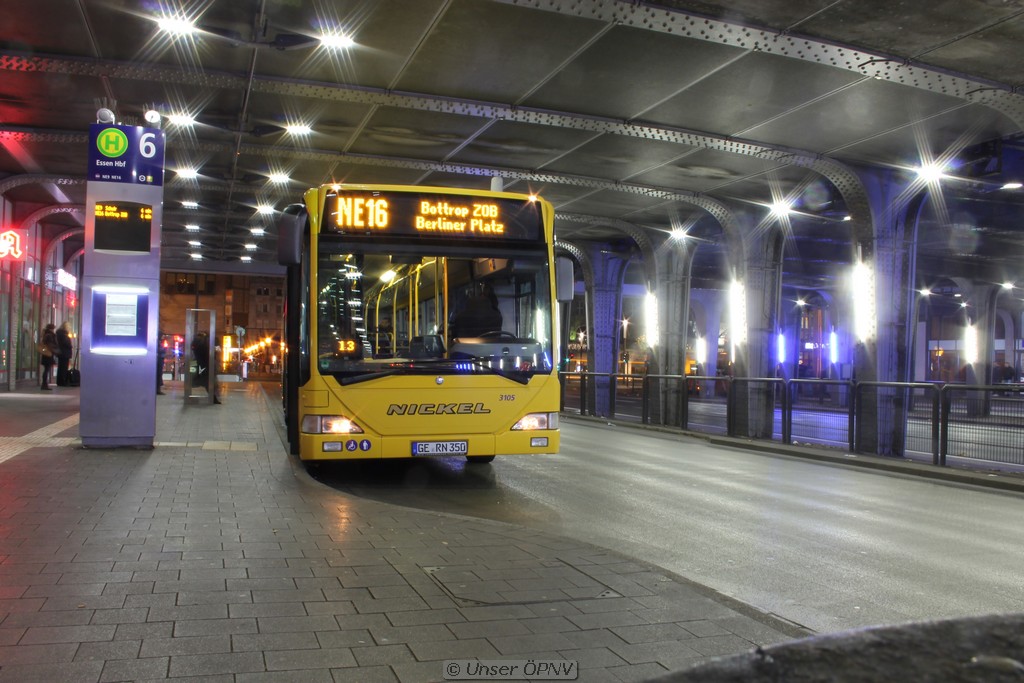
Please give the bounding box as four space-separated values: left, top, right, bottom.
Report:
68 351 80 387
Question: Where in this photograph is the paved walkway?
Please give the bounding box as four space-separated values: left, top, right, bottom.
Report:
0 381 799 682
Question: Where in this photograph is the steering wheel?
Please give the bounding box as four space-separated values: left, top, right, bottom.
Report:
479 330 517 340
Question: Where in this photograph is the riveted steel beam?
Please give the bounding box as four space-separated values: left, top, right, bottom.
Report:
554 238 593 294
0 128 86 145
3 122 753 260
43 226 85 265
0 172 86 195
555 214 659 290
229 139 749 246
18 204 84 231
0 51 870 243
211 135 750 257
495 0 1024 127
0 128 748 225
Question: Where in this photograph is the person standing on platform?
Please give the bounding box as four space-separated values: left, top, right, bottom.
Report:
156 332 166 395
191 331 220 403
39 323 58 391
192 332 209 388
55 322 73 386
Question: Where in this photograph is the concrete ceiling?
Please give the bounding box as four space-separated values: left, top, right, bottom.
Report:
2 0 1023 293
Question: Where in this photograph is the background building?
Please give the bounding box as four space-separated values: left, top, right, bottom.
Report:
158 272 284 378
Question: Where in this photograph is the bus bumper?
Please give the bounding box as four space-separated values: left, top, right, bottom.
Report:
298 430 560 460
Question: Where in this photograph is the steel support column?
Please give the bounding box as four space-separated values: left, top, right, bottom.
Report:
659 242 695 426
854 169 923 456
586 245 630 418
968 282 998 416
732 231 784 439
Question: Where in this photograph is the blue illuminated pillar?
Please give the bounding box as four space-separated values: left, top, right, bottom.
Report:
734 231 783 439
586 245 629 417
854 168 920 455
80 120 165 447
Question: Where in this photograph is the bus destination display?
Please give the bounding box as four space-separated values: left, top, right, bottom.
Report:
327 191 542 241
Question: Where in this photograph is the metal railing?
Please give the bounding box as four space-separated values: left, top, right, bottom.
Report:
940 384 1024 467
559 371 1024 468
855 381 940 464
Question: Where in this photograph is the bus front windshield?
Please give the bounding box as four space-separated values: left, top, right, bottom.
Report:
316 247 554 384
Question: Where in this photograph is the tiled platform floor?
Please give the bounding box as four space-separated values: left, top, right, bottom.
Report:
0 382 798 682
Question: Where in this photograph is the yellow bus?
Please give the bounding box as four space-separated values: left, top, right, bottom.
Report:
277 184 565 463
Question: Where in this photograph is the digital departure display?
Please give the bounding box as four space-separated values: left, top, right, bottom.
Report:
94 201 153 253
326 190 543 241
336 338 359 356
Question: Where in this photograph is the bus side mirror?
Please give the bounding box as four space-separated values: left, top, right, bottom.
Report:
556 257 574 303
277 204 307 266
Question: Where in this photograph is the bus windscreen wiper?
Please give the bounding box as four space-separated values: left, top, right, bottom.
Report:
339 367 404 385
338 358 530 385
436 356 532 385
399 357 532 385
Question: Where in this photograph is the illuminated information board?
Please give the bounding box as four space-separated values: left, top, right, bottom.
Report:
326 190 542 241
337 338 359 356
94 201 153 253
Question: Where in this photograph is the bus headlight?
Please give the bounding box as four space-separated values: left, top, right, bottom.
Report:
301 415 364 434
511 412 559 431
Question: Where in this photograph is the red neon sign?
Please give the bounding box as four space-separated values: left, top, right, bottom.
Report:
0 230 26 260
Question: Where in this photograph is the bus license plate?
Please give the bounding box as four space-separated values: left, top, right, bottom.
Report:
412 441 468 456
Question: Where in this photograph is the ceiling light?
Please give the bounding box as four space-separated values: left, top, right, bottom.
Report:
244 243 257 250
379 270 396 283
176 168 199 179
694 337 706 364
842 215 852 221
167 113 196 126
964 324 978 364
182 200 198 209
915 163 946 183
1002 281 1015 290
1002 182 1023 190
268 173 290 184
852 262 876 343
190 253 202 260
257 205 274 215
919 288 931 296
185 224 200 232
769 201 792 217
240 255 252 263
670 228 688 241
319 33 354 49
158 16 196 36
285 124 312 135
250 227 265 236
188 240 201 246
